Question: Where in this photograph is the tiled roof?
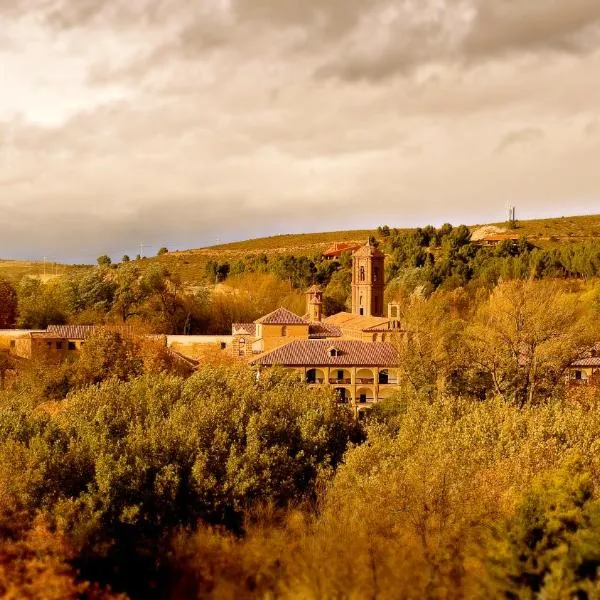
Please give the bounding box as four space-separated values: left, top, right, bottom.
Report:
306 285 322 293
46 324 134 340
31 332 63 339
249 339 398 367
571 342 600 367
233 323 257 336
323 312 392 331
322 242 362 257
254 308 309 325
308 322 343 338
571 357 600 368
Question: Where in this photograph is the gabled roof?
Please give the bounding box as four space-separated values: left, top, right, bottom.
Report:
254 308 309 326
306 285 322 294
249 339 398 367
232 323 257 336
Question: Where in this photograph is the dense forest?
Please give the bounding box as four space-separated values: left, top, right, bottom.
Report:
1 277 600 598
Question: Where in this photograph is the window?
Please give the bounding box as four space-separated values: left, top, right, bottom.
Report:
68 341 76 351
373 267 379 282
9 340 15 348
220 342 226 350
56 342 63 350
328 348 338 357
359 295 363 306
46 342 52 348
360 266 365 282
337 370 344 380
281 326 287 337
360 308 364 316
360 393 367 404
575 370 582 380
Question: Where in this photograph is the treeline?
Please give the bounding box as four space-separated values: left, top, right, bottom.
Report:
1 223 599 335
379 223 600 293
0 267 306 335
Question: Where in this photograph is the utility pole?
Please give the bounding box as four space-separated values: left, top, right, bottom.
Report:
139 242 144 259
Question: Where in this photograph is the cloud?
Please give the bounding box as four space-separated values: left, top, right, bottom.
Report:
494 128 545 154
1 0 600 262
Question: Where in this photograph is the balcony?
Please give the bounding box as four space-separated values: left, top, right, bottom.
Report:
329 378 352 385
307 378 325 384
356 377 374 384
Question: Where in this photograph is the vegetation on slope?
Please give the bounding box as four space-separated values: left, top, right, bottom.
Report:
1 278 600 598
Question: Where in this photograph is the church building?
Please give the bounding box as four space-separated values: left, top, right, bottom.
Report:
232 240 402 413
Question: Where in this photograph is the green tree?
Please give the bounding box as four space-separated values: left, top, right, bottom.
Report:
0 278 17 328
465 280 598 405
97 255 112 268
487 463 600 599
157 247 169 256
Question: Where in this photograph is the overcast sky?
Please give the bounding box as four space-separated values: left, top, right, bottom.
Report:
1 0 600 262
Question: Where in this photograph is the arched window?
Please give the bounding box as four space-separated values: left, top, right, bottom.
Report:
360 266 365 282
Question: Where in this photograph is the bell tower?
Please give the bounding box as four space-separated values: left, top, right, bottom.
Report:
351 241 385 317
306 285 323 322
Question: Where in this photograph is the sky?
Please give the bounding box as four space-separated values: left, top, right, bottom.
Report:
1 0 600 263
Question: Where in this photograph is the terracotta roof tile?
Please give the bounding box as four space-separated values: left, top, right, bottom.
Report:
322 242 362 257
254 308 309 325
233 323 257 336
46 324 134 340
323 312 392 331
308 323 343 338
249 339 398 367
571 357 600 368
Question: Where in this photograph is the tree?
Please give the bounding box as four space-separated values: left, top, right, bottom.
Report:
121 255 130 263
157 247 169 256
16 278 67 329
487 462 600 599
73 329 143 387
465 280 598 405
0 278 17 328
96 255 112 268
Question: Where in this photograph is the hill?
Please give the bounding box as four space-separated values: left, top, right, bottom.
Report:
0 259 89 283
146 214 600 283
2 214 599 285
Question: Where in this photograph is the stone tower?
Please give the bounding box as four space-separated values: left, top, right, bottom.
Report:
351 241 385 317
306 285 323 322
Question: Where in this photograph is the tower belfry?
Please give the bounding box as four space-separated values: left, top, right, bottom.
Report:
351 240 385 317
306 285 323 322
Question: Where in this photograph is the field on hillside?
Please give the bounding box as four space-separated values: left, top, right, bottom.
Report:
487 213 600 245
0 260 89 283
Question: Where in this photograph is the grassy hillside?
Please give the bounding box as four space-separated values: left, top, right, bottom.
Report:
0 260 89 283
486 213 600 245
146 229 378 283
2 214 599 285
